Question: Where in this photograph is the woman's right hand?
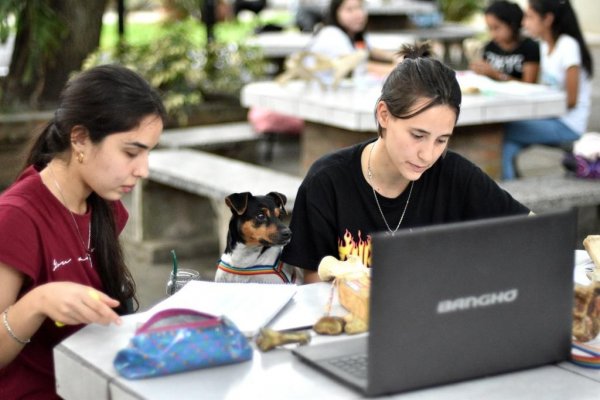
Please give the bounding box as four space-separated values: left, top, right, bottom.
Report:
1 265 121 367
36 282 122 327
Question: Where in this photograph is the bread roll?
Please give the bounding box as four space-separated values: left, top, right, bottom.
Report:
573 282 600 342
461 86 480 95
584 235 600 269
317 255 368 281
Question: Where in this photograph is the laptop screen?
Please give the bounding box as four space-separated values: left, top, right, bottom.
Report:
367 209 577 395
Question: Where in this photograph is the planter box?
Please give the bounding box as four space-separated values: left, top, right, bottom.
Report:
0 100 248 190
165 96 248 129
0 111 53 190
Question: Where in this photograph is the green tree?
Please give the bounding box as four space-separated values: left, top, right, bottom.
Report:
0 0 107 110
439 0 484 23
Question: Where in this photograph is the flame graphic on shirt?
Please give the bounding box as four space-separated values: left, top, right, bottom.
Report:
338 229 373 267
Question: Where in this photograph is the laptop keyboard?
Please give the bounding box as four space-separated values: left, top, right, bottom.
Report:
325 354 368 379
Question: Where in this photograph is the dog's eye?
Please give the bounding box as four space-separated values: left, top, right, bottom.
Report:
256 213 267 222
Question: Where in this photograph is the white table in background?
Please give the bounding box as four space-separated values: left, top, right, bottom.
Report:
241 74 566 178
247 24 478 65
246 31 415 59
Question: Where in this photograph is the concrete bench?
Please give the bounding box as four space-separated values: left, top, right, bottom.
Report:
499 175 600 212
159 122 261 149
499 175 600 243
122 149 302 263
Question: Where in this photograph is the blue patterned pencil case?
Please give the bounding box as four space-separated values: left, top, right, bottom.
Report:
114 308 253 379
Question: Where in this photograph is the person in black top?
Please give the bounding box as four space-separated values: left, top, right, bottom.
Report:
281 43 530 283
469 0 540 83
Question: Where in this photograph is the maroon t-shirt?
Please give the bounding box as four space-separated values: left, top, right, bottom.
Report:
0 166 128 399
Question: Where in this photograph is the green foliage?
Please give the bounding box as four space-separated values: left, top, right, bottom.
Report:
100 18 192 49
85 20 267 125
0 0 22 42
438 0 484 23
0 1 67 84
199 42 267 95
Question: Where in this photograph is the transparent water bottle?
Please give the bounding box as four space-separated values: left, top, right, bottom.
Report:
165 268 201 296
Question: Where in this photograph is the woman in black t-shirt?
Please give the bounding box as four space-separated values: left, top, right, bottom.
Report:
469 0 540 83
281 43 529 283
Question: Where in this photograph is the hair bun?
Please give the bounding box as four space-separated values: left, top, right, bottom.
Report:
396 42 433 60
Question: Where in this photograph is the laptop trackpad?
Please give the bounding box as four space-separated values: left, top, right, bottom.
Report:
292 336 368 391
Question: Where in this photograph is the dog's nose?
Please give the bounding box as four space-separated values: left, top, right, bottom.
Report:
281 228 292 242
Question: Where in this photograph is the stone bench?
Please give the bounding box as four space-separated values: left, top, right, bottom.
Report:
0 111 54 189
499 175 600 243
122 148 302 264
159 122 264 163
499 175 600 212
159 122 261 149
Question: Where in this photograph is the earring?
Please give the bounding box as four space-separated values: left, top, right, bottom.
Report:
77 152 84 163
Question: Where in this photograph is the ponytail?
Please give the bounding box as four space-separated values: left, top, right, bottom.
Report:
23 118 70 172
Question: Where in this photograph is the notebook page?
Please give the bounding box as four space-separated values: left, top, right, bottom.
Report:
268 282 347 331
148 281 297 336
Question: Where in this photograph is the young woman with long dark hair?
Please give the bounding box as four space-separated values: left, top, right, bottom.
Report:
0 64 166 399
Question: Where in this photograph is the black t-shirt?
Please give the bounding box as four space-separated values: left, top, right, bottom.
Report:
281 141 529 270
483 37 540 80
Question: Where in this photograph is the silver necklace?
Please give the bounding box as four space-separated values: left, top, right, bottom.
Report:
48 166 93 268
367 141 413 236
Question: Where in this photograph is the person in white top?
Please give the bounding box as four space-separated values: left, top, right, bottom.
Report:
501 0 593 180
306 0 397 82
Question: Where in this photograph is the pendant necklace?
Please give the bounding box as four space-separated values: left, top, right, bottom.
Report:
367 141 413 236
48 165 94 268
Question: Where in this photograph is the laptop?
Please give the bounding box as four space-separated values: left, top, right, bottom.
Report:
293 209 577 397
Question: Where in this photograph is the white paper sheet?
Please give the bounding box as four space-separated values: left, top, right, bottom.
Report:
148 280 297 336
456 70 556 96
574 249 595 286
268 282 348 331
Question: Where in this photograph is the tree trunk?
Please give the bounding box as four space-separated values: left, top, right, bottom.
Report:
1 0 108 110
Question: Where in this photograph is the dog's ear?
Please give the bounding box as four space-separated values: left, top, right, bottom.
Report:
267 192 288 215
225 192 250 215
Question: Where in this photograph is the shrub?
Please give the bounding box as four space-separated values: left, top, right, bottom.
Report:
84 21 267 125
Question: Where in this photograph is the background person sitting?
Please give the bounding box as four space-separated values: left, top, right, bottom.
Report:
501 0 593 180
306 0 397 81
469 0 540 83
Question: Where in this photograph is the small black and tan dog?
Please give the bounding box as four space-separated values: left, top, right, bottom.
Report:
214 191 298 283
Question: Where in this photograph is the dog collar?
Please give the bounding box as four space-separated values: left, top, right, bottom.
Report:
217 254 295 283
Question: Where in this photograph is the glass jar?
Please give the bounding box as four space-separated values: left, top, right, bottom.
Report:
166 268 201 296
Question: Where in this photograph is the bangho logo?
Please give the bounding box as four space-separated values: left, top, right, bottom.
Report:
437 289 518 314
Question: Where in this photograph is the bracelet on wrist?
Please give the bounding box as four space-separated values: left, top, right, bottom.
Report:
2 307 31 345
